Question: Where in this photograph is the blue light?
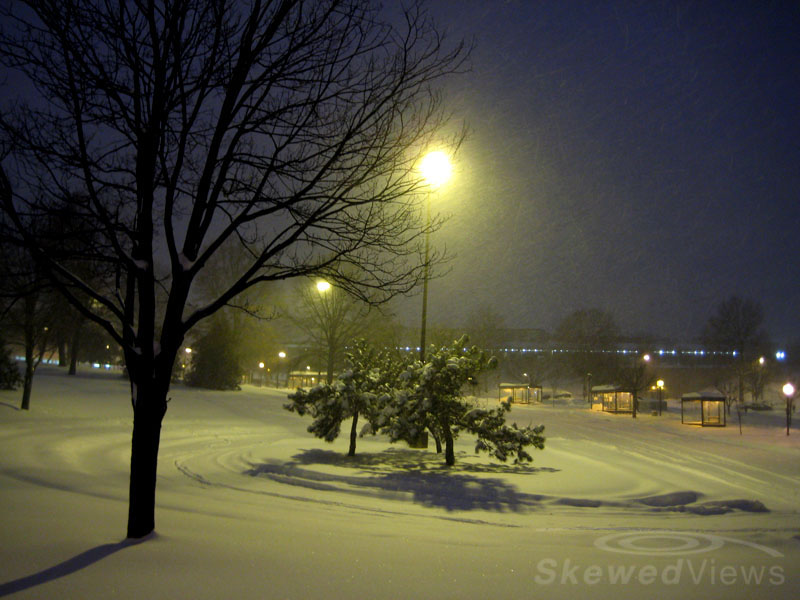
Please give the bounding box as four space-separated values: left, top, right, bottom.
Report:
776 351 786 361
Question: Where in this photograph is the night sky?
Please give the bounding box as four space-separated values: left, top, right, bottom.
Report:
1 2 797 346
393 0 800 346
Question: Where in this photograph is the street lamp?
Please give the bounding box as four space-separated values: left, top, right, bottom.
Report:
783 382 795 436
418 150 452 361
656 379 665 416
316 280 331 293
181 347 193 381
278 351 287 387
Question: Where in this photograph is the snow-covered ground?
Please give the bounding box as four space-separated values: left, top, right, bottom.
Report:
1 366 798 599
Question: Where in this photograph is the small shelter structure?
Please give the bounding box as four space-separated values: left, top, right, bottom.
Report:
288 371 327 389
498 383 542 404
591 384 633 413
681 390 726 427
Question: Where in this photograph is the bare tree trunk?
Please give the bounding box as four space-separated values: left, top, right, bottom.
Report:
58 337 67 367
736 399 743 435
431 428 442 453
21 295 37 410
439 416 455 466
348 412 358 457
68 323 82 375
326 347 335 385
21 353 34 411
126 381 168 539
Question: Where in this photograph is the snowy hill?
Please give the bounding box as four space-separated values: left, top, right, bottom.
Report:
1 366 798 599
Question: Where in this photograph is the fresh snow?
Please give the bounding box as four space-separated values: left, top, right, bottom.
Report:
1 366 798 599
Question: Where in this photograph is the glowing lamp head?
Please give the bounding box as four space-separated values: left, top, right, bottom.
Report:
258 362 265 369
783 383 795 398
316 280 331 292
419 151 452 188
657 379 664 389
278 351 286 359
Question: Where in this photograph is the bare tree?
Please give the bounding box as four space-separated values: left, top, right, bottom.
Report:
463 303 505 351
616 356 655 419
702 296 770 408
288 279 373 383
0 232 55 410
555 308 620 385
0 0 467 538
715 378 741 434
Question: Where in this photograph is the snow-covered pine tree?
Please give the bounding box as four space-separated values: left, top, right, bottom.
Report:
284 340 396 456
463 401 545 463
381 335 545 466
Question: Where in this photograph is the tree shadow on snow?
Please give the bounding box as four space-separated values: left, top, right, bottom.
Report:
293 447 559 475
245 448 558 513
0 535 153 597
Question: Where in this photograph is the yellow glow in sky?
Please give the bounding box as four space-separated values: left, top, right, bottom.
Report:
419 151 452 188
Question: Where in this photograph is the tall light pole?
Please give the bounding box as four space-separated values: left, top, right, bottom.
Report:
783 382 795 436
418 150 452 361
278 351 287 387
314 279 337 383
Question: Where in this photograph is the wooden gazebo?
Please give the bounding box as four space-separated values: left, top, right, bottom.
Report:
681 390 727 427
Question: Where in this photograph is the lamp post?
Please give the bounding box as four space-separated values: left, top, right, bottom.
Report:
656 379 665 416
418 150 452 362
315 280 336 383
278 351 287 387
783 382 795 436
182 347 193 381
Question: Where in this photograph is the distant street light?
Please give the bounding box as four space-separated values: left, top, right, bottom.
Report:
181 347 193 381
783 382 795 436
656 379 665 416
316 280 331 293
278 351 287 387
418 150 452 361
256 361 265 387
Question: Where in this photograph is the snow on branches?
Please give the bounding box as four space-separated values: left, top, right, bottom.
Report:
286 336 546 466
285 341 397 457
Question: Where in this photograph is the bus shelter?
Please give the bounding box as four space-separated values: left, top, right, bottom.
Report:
499 383 542 404
681 390 727 427
591 385 633 413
